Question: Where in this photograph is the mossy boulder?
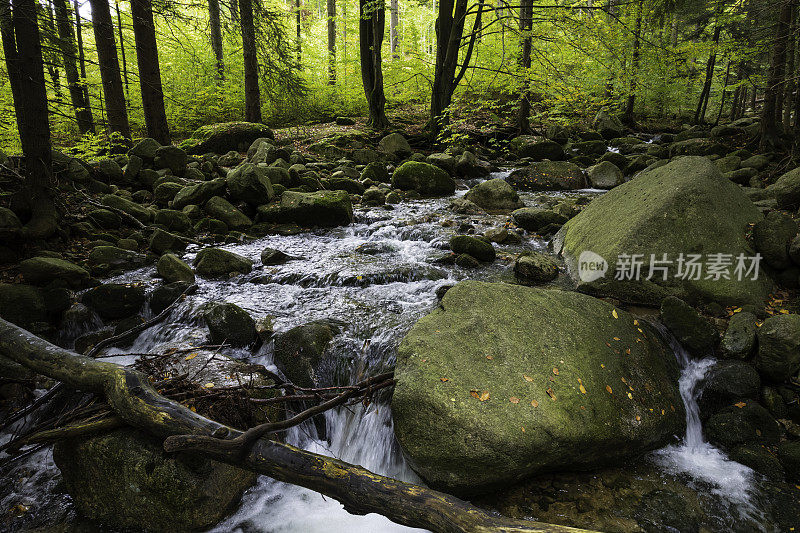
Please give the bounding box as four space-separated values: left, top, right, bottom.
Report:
0 207 21 240
129 138 161 161
157 253 195 284
203 302 257 346
553 157 773 306
697 360 760 418
392 281 684 494
378 132 412 158
463 178 524 214
273 321 337 388
512 207 568 233
268 190 353 227
153 182 185 206
226 163 274 206
391 161 455 197
154 209 192 233
450 235 495 262
721 311 758 359
705 401 780 448
659 296 718 355
179 122 274 155
778 441 800 482
765 166 800 208
193 247 253 278
53 428 256 532
751 211 797 270
514 252 560 285
171 178 227 210
511 137 565 160
0 283 48 329
153 145 187 175
756 314 800 382
507 161 586 191
593 107 625 139
82 283 146 319
204 196 252 230
87 246 148 273
361 161 391 183
586 161 624 189
18 257 90 289
101 194 153 224
149 228 187 255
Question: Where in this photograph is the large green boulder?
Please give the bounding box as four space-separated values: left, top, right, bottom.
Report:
171 179 227 210
101 194 153 224
391 161 455 197
178 122 274 155
593 107 625 139
463 178 524 214
659 296 718 355
82 283 146 319
204 196 252 230
765 166 800 208
153 182 185 206
154 209 192 233
153 145 187 175
226 163 274 206
53 428 256 532
510 137 565 160
269 190 353 227
378 132 412 158
87 246 148 273
506 161 586 191
0 283 48 329
18 257 90 289
553 157 773 306
157 253 195 284
193 248 253 278
751 211 797 270
203 302 257 346
756 314 800 382
129 138 161 161
392 281 684 494
450 235 496 262
149 228 188 255
721 311 758 359
273 321 337 388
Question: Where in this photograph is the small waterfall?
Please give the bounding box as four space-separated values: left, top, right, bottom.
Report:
652 325 763 524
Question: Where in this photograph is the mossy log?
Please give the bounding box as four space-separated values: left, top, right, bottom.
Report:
0 317 593 533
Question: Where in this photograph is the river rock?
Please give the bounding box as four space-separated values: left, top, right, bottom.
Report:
730 443 785 480
179 121 274 154
157 253 195 284
0 283 48 329
463 178 524 214
553 156 773 306
391 161 455 197
721 311 758 359
361 161 391 183
101 194 152 224
82 283 146 319
0 207 21 240
778 441 800 482
751 211 797 270
593 107 625 139
273 321 337 388
455 151 490 178
129 138 161 161
586 161 624 189
698 360 761 419
512 207 568 233
171 178 227 210
705 401 780 448
506 161 586 191
149 228 187 255
261 247 292 265
87 246 148 273
659 296 718 355
18 257 90 289
756 314 800 382
426 153 456 175
392 281 684 494
149 281 191 315
514 252 559 285
154 145 187 175
766 167 800 208
226 163 274 206
268 190 353 227
154 209 192 233
512 137 565 160
378 132 412 158
193 248 253 278
449 235 495 263
54 428 256 532
154 182 185 206
93 159 124 183
204 196 252 230
203 302 257 346
362 187 386 206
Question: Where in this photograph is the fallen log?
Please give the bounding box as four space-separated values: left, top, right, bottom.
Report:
0 317 593 533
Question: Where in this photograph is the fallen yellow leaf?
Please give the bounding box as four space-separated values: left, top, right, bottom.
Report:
509 396 520 404
627 392 633 399
523 374 534 382
531 399 539 407
735 401 747 408
204 382 214 388
579 383 587 394
606 385 613 394
552 367 559 375
184 352 198 361
470 390 490 402
612 309 618 319
440 378 449 382
546 388 556 400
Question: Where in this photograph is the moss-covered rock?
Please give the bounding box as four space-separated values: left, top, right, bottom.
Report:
361 161 391 183
378 132 412 157
586 161 624 189
18 257 90 289
81 283 146 319
392 281 684 494
171 178 227 210
226 163 274 206
705 401 780 448
766 166 800 208
193 247 253 278
659 296 718 355
273 321 337 388
463 178 524 214
129 137 161 161
506 161 586 191
553 157 773 306
511 137 565 160
149 228 187 255
514 252 560 285
756 314 800 382
0 283 48 329
697 360 760 419
266 190 353 227
778 441 800 482
751 211 797 270
512 207 568 233
178 122 274 155
154 209 192 233
593 107 625 139
203 302 257 346
721 311 758 359
153 182 184 206
391 161 455 197
87 245 148 274
204 196 252 230
101 194 153 224
53 428 256 532
156 253 195 283
449 235 495 262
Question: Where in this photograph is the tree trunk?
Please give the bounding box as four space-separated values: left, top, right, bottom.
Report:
390 0 399 59
761 0 793 151
53 0 94 133
327 0 335 84
296 0 301 63
0 317 590 533
0 0 58 240
74 0 91 110
130 0 170 144
516 0 533 132
209 0 224 81
115 0 128 102
89 0 130 137
240 0 262 122
45 0 63 99
624 0 643 122
784 8 796 131
693 22 722 125
429 0 469 132
359 0 388 129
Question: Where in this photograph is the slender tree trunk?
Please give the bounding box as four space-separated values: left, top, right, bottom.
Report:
624 0 643 122
89 0 130 137
115 0 128 102
53 0 94 133
694 22 722 125
359 0 388 128
516 0 532 132
131 0 169 144
209 0 224 81
715 60 731 125
429 0 468 131
0 0 58 239
296 0 301 63
45 1 63 99
390 0 399 59
240 0 262 122
784 9 796 131
327 0 335 84
761 0 793 151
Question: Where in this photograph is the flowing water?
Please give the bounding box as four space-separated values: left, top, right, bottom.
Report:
0 178 784 532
